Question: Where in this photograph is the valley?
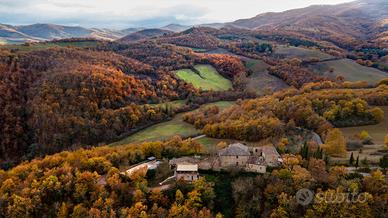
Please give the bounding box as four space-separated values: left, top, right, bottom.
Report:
0 0 388 217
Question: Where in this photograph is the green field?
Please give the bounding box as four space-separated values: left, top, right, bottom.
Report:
175 65 232 91
0 40 98 52
309 59 388 84
110 101 235 146
273 45 333 60
245 59 289 95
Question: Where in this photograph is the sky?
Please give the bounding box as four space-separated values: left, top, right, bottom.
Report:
0 0 354 28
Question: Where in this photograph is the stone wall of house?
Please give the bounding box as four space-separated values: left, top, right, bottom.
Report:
250 147 262 156
263 154 278 166
246 164 266 173
176 172 199 182
219 155 249 167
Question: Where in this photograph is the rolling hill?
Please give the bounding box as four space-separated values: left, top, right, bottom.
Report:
161 24 191 32
118 28 173 42
229 0 388 48
0 23 140 44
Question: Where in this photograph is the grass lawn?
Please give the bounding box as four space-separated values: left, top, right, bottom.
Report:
309 59 388 84
273 45 333 60
245 59 289 95
196 137 227 148
335 106 388 164
110 113 200 146
175 65 232 91
110 101 235 146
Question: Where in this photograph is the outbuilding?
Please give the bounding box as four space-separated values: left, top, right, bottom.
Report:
175 164 199 182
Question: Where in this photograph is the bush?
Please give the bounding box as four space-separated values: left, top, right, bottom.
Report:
359 131 373 145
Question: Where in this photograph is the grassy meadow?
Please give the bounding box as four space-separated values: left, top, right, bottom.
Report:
334 106 388 163
273 45 333 60
175 64 232 91
111 101 235 146
245 59 289 95
309 59 388 84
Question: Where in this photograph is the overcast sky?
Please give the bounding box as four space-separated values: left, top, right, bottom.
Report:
0 0 354 28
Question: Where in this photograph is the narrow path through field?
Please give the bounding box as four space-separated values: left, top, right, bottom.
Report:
192 135 206 140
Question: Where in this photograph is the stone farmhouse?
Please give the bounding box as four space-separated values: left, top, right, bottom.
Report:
216 143 282 173
166 143 282 182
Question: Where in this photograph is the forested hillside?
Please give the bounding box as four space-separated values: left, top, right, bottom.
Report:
0 37 250 167
184 82 387 143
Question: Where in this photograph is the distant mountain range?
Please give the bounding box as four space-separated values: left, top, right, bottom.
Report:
1 0 387 46
227 0 388 47
0 23 191 44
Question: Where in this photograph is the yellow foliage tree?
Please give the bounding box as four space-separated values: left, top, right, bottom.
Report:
322 129 347 157
359 131 370 140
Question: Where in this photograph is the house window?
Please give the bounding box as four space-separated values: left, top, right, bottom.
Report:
255 149 258 152
236 162 238 166
236 155 238 159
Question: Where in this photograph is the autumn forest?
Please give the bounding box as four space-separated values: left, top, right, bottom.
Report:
1 0 388 217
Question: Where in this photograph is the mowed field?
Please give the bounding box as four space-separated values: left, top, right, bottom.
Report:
175 65 232 91
336 106 388 163
110 101 235 146
309 59 388 84
245 59 289 95
273 45 333 60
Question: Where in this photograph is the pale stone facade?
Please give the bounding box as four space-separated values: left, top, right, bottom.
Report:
175 164 199 182
246 163 266 173
218 143 250 167
217 143 281 173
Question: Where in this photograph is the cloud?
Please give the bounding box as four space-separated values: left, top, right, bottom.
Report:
0 0 354 28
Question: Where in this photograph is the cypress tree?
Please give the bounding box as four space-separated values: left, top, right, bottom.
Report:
349 152 354 166
355 155 359 169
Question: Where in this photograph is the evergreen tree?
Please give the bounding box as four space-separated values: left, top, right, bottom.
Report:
313 147 323 159
355 155 359 169
349 152 354 166
300 142 309 159
380 154 388 169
